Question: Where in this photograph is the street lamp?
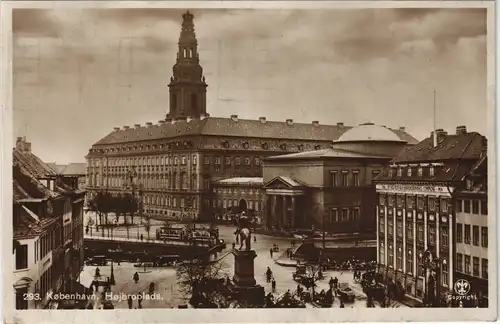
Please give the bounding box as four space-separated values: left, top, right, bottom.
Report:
420 248 442 307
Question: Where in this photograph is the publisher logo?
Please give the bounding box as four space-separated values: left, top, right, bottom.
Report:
454 279 470 296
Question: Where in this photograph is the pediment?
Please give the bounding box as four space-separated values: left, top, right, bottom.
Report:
263 176 305 189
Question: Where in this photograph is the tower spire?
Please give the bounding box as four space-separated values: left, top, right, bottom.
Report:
167 11 208 120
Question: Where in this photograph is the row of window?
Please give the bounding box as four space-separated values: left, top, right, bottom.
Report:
456 224 488 247
380 217 450 248
329 208 361 223
379 194 451 213
89 155 264 168
89 173 210 191
456 199 488 215
389 165 435 178
331 171 360 187
380 245 450 283
456 254 488 279
143 195 197 209
213 199 261 211
214 187 262 196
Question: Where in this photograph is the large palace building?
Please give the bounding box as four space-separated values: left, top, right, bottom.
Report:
85 11 417 221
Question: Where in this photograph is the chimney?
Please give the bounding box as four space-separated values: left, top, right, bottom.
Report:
15 137 31 153
312 121 319 127
25 142 31 153
399 126 406 132
286 119 294 126
259 117 267 124
113 127 120 132
456 125 467 135
123 125 130 130
200 113 210 120
158 120 165 125
134 124 141 129
145 122 153 127
337 122 344 128
436 129 447 142
186 116 194 123
231 114 238 122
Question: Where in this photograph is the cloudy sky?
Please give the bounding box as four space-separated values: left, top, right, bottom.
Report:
12 7 488 164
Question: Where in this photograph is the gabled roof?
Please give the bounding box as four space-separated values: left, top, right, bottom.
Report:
13 163 56 199
264 148 393 161
92 117 418 146
393 132 486 163
263 176 307 189
14 206 56 240
13 149 57 179
48 163 86 175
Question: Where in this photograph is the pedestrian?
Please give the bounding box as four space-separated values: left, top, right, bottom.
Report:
85 226 89 235
340 300 345 308
95 267 100 278
253 236 256 243
140 234 144 241
138 294 143 308
127 296 133 309
270 248 273 258
271 278 276 293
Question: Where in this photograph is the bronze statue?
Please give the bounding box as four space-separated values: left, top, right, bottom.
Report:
235 214 252 251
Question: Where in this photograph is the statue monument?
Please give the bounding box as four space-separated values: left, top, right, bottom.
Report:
226 213 264 305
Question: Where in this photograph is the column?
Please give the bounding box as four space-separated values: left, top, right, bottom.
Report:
384 206 388 266
282 196 288 227
403 207 406 273
413 210 417 276
271 195 277 227
424 209 428 251
376 206 380 264
291 196 296 229
435 211 440 258
393 206 397 269
448 214 453 288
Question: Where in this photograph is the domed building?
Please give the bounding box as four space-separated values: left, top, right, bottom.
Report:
261 123 412 241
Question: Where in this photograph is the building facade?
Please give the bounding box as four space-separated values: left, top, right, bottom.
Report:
212 177 265 222
85 12 417 221
454 154 488 306
374 127 487 307
261 123 412 234
13 137 85 309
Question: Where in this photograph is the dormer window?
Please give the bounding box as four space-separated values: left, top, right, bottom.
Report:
397 168 402 177
407 168 412 177
418 167 423 177
429 166 435 177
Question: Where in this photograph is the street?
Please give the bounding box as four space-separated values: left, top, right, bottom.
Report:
82 222 399 308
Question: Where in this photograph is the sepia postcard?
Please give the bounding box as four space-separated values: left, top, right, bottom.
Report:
0 1 496 323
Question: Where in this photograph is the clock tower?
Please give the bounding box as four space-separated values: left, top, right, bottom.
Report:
167 11 208 120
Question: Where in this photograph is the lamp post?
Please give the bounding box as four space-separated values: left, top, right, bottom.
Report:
420 248 442 307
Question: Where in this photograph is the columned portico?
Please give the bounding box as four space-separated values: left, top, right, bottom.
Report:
263 176 307 231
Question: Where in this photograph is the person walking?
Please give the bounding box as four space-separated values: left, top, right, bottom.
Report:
271 278 276 293
127 296 133 309
269 248 273 258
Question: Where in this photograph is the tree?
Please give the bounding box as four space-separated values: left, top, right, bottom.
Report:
175 258 231 308
304 263 323 298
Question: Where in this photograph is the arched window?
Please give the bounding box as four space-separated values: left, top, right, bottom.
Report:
190 48 194 58
183 48 187 58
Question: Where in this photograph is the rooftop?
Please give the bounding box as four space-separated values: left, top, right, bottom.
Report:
48 163 86 176
92 117 418 146
393 132 486 163
336 123 406 143
264 148 394 161
215 177 264 185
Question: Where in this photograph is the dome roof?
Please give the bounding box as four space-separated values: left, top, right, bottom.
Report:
336 123 404 142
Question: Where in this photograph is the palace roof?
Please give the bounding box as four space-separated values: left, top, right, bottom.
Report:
92 117 418 146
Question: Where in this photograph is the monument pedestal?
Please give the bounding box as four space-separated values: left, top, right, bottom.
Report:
225 249 264 305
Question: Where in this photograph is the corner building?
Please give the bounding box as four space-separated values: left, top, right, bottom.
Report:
374 126 487 306
86 12 417 221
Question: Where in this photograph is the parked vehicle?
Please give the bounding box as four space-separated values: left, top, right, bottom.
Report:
86 255 108 266
336 283 356 303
